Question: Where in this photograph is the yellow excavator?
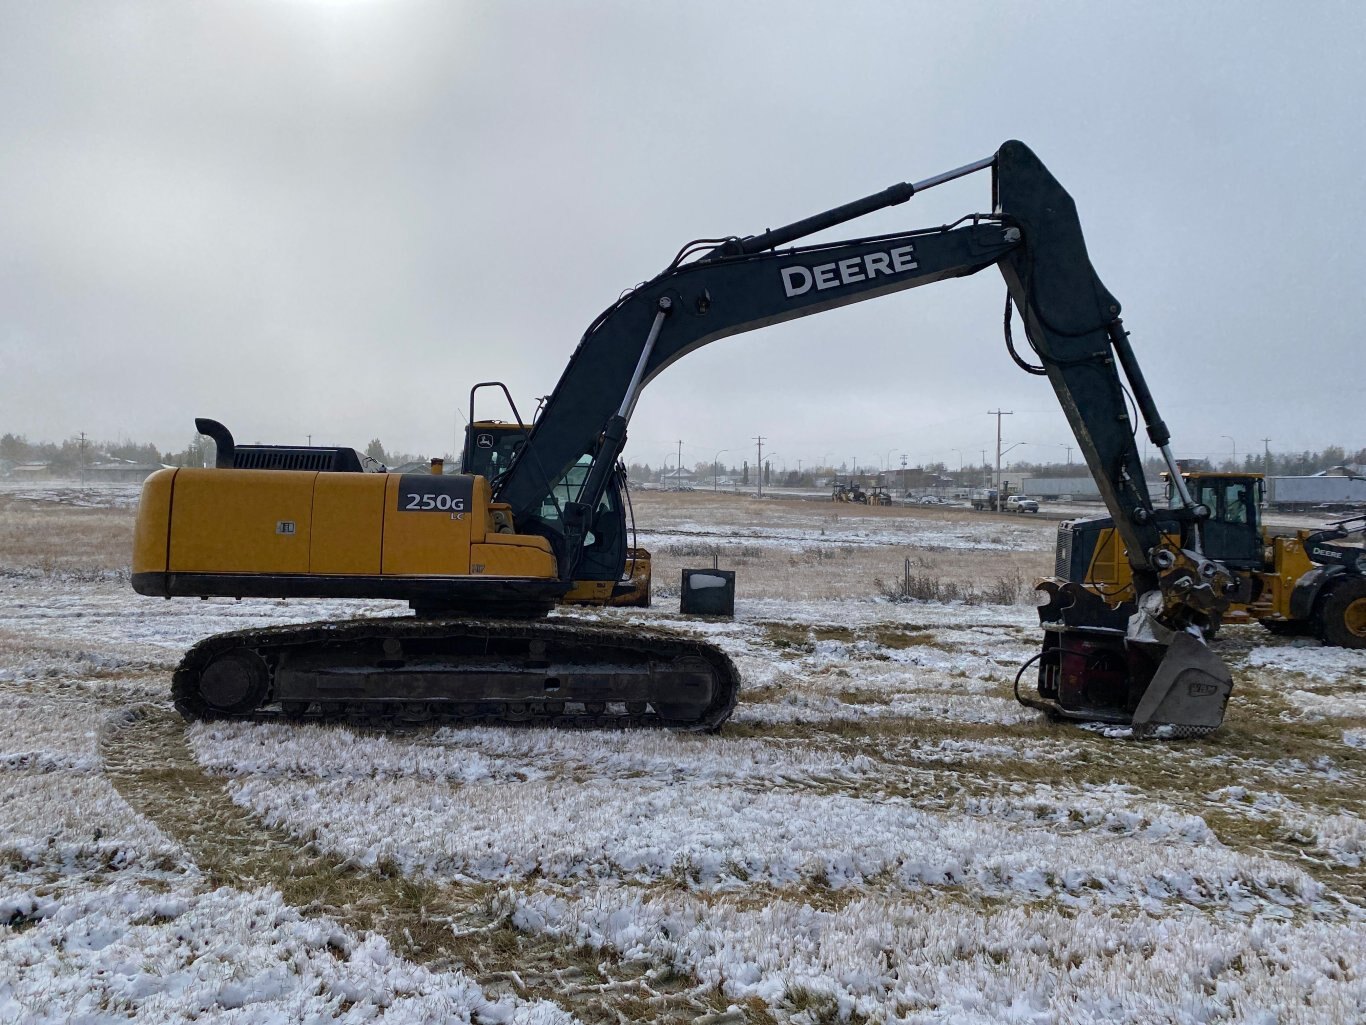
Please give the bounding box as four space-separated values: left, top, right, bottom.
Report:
132 141 1242 736
1059 471 1366 647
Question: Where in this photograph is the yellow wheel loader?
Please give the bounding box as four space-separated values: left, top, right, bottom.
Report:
1058 472 1365 648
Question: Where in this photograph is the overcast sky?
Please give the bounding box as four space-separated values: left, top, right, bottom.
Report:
3 1 1362 473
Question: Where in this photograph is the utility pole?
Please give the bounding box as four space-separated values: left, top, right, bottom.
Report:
989 410 1013 498
78 431 88 487
754 436 765 498
677 439 683 488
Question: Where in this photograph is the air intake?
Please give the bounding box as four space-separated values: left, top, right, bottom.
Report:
195 417 365 473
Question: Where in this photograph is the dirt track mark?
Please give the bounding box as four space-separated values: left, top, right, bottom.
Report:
100 705 745 1025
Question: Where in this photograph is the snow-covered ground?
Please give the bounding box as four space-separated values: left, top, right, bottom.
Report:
2 488 1363 1023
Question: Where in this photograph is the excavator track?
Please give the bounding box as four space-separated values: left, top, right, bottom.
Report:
172 617 740 732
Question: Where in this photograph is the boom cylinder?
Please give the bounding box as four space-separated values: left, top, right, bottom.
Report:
727 154 994 257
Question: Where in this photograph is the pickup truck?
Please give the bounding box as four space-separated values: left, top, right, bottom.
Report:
1005 495 1040 513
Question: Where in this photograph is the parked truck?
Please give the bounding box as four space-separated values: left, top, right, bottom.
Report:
970 485 1018 511
1266 475 1366 512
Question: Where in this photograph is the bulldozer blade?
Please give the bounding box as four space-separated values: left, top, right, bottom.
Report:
1130 631 1232 739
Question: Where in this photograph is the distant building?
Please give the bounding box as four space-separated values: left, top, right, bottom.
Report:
83 462 166 484
7 462 51 479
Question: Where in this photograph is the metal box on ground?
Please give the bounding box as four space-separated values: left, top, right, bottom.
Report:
680 569 736 617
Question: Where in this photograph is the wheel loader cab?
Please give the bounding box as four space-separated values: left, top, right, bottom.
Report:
1170 473 1264 570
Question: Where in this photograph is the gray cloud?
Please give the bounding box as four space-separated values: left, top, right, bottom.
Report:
2 1 1362 469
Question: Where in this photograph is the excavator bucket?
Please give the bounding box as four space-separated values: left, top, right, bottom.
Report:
1025 579 1233 737
1128 631 1233 738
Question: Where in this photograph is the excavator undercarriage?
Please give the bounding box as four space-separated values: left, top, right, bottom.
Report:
173 616 739 731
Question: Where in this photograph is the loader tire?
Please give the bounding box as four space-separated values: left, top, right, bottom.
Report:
1320 577 1366 649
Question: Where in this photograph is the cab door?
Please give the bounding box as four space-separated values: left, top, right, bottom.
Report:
1195 478 1263 569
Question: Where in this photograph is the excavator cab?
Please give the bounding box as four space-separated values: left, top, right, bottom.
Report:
463 420 647 607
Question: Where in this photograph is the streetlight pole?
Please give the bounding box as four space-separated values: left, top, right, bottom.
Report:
713 448 728 492
1221 435 1236 467
754 436 765 498
999 441 1027 500
989 409 1014 496
1042 442 1073 468
761 453 780 493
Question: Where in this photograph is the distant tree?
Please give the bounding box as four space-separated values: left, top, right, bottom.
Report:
764 460 771 485
0 433 28 461
169 435 215 468
365 438 389 463
107 440 161 464
742 461 749 486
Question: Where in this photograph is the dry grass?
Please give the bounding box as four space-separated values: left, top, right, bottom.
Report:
632 489 1056 602
0 496 136 576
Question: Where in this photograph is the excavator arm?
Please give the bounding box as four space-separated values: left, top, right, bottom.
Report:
498 140 1235 735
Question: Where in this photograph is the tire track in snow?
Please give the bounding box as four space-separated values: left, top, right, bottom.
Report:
99 705 732 1025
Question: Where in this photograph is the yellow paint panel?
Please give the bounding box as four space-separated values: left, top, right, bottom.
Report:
381 475 475 576
563 580 614 601
311 473 386 575
169 468 314 574
471 537 557 579
132 468 177 574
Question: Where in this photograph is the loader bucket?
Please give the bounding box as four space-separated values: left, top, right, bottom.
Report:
1128 631 1233 739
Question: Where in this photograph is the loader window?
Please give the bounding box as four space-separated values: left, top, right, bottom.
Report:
1224 482 1252 524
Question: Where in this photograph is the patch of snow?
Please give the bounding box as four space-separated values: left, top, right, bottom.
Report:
1246 643 1366 684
